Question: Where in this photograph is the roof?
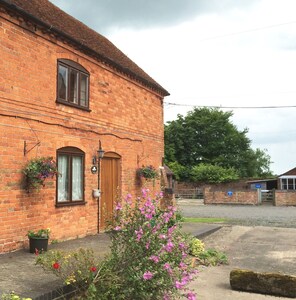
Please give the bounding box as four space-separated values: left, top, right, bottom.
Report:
247 179 277 184
278 167 296 177
0 0 169 97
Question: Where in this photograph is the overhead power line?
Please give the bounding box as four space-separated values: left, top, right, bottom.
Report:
164 102 296 109
200 20 296 42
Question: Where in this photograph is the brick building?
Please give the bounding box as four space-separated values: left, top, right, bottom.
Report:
0 0 169 252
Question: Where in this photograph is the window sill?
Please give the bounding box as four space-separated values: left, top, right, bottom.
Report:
55 201 87 208
56 100 91 112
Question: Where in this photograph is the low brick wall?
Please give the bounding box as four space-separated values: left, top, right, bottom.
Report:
204 187 259 205
275 190 296 206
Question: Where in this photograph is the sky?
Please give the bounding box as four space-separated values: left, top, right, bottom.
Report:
50 0 296 175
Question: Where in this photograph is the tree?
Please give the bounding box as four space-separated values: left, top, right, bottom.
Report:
164 107 273 181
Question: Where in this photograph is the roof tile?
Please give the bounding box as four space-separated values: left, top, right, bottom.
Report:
1 0 169 96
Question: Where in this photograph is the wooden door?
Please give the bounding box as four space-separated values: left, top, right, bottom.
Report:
99 152 121 230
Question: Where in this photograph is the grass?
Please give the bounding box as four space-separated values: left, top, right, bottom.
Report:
183 217 228 223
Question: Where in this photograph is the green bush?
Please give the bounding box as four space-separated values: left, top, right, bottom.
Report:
188 237 228 267
190 163 239 183
189 238 205 257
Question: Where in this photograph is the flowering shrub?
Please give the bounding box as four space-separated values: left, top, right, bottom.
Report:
35 191 198 299
104 189 198 299
35 248 102 293
23 157 58 191
136 165 159 180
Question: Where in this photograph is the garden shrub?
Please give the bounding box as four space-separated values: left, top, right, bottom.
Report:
36 190 198 299
188 236 228 267
189 238 205 257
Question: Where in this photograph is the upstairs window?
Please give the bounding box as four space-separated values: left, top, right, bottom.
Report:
57 59 89 110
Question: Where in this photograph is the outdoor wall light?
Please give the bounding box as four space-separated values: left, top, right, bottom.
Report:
92 140 105 164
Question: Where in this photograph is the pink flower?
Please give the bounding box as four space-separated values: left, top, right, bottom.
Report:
164 241 174 252
163 263 172 274
146 242 150 249
125 193 132 205
179 242 186 249
150 255 159 263
143 271 153 280
179 262 187 269
180 275 189 285
187 291 196 300
135 228 143 241
168 225 176 235
163 294 170 300
114 226 121 231
141 188 149 198
145 213 153 220
175 281 184 289
115 202 122 210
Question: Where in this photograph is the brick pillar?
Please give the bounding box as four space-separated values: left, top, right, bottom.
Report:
161 188 176 209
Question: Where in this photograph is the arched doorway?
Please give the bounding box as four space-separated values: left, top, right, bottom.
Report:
99 152 121 230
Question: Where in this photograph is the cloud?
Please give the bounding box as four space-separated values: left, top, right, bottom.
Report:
50 0 257 33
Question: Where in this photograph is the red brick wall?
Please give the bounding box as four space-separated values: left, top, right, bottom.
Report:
275 191 296 206
0 11 164 252
204 187 259 205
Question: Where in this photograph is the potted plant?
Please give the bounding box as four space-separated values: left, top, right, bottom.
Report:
27 228 50 253
137 165 159 182
23 157 58 192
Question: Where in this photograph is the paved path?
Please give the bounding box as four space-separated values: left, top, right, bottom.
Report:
190 225 296 299
177 200 296 227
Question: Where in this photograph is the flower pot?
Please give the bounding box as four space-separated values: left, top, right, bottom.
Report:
29 237 48 253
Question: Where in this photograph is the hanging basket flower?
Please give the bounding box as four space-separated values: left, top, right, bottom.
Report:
23 157 58 191
137 165 159 180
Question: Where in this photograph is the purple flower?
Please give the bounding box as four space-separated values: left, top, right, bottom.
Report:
135 228 143 241
164 241 174 252
125 193 132 205
115 202 122 211
179 242 186 250
143 271 153 280
186 291 196 300
175 281 184 289
163 263 172 274
150 255 160 263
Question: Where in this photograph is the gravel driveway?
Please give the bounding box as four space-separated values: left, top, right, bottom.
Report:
177 200 296 227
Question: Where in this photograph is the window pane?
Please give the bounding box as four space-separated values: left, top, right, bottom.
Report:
282 179 288 190
80 74 88 107
69 69 78 104
58 65 68 100
72 156 83 201
58 155 69 202
288 178 294 190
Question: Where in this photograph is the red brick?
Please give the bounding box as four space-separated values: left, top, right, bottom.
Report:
0 8 165 253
